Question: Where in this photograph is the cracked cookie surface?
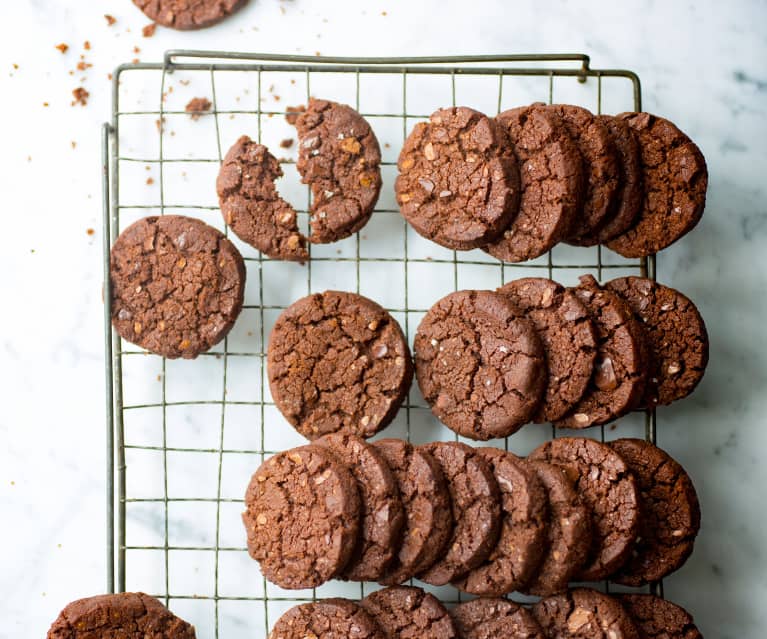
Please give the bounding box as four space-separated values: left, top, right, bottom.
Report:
451 597 545 639
530 437 640 582
619 595 702 639
606 112 708 257
498 277 597 422
270 599 385 639
110 215 245 359
414 289 546 440
396 106 520 250
361 586 457 639
133 0 247 29
268 291 412 440
242 445 360 589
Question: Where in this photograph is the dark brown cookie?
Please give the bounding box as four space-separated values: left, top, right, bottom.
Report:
373 439 453 584
609 439 701 586
217 136 308 261
451 598 545 639
315 433 405 581
361 586 457 639
242 445 360 589
606 112 708 257
529 437 640 581
396 106 519 250
414 289 546 440
270 599 385 639
605 277 709 406
268 291 413 440
485 104 583 262
454 448 548 596
295 98 382 243
497 278 597 422
417 441 502 585
110 215 245 359
532 588 641 639
588 115 644 242
46 592 195 639
523 461 592 596
132 0 247 30
542 104 621 245
619 595 703 639
555 275 648 429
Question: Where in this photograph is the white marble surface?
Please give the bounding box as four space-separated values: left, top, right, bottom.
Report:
1 1 766 637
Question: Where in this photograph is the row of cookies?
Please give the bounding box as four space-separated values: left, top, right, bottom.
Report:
415 275 708 440
243 435 700 596
268 587 703 639
397 104 708 260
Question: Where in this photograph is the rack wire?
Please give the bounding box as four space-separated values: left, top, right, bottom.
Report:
103 51 656 638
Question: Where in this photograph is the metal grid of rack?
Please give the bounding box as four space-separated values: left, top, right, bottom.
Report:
103 51 655 638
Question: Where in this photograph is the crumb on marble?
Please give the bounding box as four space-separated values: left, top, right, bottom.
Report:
143 23 157 38
55 43 69 54
105 14 117 26
71 87 89 106
185 97 212 119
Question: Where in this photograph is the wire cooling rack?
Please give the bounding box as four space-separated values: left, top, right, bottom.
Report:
102 51 656 638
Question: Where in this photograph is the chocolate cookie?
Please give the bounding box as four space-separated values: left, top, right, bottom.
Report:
268 291 412 440
542 104 621 245
47 592 195 639
315 433 405 581
270 599 384 639
555 275 648 429
588 115 644 242
529 437 640 581
110 215 245 359
485 104 583 262
454 448 548 596
606 112 708 257
132 0 247 30
497 278 597 422
217 136 308 261
373 439 453 584
523 461 592 596
414 290 546 440
396 106 519 249
605 277 708 406
451 598 545 639
295 98 382 243
531 588 641 639
242 445 360 589
609 439 701 586
361 586 457 639
417 441 502 585
619 595 703 639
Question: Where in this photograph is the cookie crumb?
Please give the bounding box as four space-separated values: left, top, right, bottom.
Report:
55 43 69 54
71 87 89 106
132 58 140 64
105 14 117 26
107 73 113 80
280 138 294 149
146 177 154 185
13 63 19 69
76 61 92 71
155 117 165 133
142 23 157 38
86 228 95 236
71 141 77 149
133 46 141 54
84 40 91 50
185 97 212 119
43 102 50 107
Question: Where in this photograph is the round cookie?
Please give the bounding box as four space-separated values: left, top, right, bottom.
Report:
417 441 502 585
619 595 703 639
605 276 709 406
396 106 519 250
588 115 644 242
110 215 246 359
523 461 592 596
361 586 457 639
267 291 413 440
270 599 385 639
295 98 382 243
497 278 598 422
242 445 360 589
47 592 195 639
532 588 641 639
485 104 583 262
609 438 701 586
451 598 545 639
132 0 247 30
217 136 308 261
373 439 453 584
453 448 548 596
555 275 649 429
315 433 405 581
414 289 546 440
529 437 640 581
543 104 621 245
607 112 708 257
